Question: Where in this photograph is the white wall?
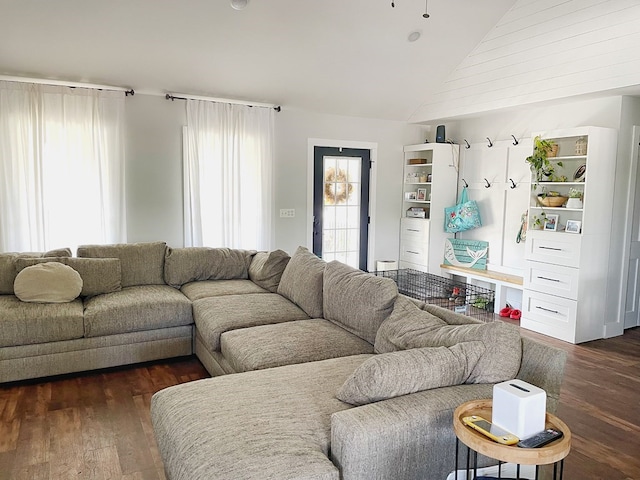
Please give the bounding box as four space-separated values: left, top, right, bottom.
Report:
126 94 186 247
124 94 425 262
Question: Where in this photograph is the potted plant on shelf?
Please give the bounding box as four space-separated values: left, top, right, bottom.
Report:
566 188 583 209
532 212 546 230
526 136 563 185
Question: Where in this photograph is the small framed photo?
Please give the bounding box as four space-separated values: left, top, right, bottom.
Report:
544 214 559 231
565 219 582 234
417 188 427 201
405 191 417 200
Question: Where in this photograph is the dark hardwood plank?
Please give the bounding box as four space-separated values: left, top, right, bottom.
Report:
48 407 86 479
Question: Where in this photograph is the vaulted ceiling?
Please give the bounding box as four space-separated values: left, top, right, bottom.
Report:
0 0 516 121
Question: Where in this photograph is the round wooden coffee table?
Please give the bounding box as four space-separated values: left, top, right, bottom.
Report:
453 399 571 479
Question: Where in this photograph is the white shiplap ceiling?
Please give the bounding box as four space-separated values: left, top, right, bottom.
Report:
0 0 516 121
410 0 640 123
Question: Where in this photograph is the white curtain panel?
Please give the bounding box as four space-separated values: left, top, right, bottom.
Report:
184 100 274 250
0 81 126 252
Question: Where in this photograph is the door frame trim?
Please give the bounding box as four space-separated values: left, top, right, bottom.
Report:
307 138 378 271
618 125 640 332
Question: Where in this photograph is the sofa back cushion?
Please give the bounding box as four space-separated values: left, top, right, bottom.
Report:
0 249 72 294
375 296 522 384
277 246 325 318
323 261 398 344
77 241 166 288
336 341 486 406
14 262 83 303
248 250 290 293
14 257 121 297
163 247 256 288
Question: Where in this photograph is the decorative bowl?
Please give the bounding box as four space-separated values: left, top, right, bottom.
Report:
537 195 567 207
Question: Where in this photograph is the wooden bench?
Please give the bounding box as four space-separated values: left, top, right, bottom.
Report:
439 264 523 314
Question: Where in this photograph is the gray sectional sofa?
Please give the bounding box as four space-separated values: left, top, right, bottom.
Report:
150 246 567 480
0 242 567 480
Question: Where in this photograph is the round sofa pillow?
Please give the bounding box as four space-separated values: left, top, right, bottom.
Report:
14 262 83 303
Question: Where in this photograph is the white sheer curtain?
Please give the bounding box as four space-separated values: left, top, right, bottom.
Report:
183 100 274 250
0 81 126 253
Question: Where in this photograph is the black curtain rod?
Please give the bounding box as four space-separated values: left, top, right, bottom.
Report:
165 93 281 112
63 85 134 96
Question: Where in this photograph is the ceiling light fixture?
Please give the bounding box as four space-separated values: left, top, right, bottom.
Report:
408 31 421 42
390 1 431 18
230 0 249 10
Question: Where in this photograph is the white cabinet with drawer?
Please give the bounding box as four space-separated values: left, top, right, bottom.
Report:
525 232 582 268
521 127 617 344
400 217 430 242
522 290 578 343
524 261 580 300
398 144 458 273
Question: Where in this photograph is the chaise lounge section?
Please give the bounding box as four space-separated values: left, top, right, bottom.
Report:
151 247 567 480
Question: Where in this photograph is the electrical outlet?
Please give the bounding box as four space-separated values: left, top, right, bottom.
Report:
279 209 295 218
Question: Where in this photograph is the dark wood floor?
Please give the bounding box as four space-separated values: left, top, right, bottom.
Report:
0 359 209 480
0 325 639 480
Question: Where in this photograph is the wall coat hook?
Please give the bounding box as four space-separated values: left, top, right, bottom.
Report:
486 137 493 148
484 178 491 188
509 178 517 189
464 139 471 149
461 179 469 188
511 135 519 146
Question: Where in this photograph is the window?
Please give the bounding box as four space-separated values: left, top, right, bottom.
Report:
0 81 126 252
183 101 274 250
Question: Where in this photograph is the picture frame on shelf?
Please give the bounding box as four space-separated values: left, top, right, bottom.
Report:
573 164 586 182
417 188 427 201
565 220 582 234
405 191 417 200
544 214 559 232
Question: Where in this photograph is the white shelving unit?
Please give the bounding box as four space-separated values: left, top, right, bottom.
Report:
521 127 618 343
399 143 459 274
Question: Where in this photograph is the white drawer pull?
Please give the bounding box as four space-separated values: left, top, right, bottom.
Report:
407 229 420 232
537 276 560 282
539 246 562 251
536 306 559 314
407 250 420 255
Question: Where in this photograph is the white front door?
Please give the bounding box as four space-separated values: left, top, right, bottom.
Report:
624 127 640 329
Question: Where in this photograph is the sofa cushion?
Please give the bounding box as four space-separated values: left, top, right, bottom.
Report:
14 257 122 297
83 284 193 337
0 295 84 347
14 262 83 303
151 354 371 480
43 248 72 257
180 279 268 301
193 293 310 351
0 249 72 295
248 249 290 292
375 296 522 384
277 246 325 318
221 319 374 373
77 241 166 288
323 261 398 345
336 342 485 406
164 247 255 288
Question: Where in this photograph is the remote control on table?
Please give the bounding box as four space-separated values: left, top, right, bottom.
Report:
517 428 563 448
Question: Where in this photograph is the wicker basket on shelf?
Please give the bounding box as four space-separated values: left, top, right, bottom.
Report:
537 195 567 207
